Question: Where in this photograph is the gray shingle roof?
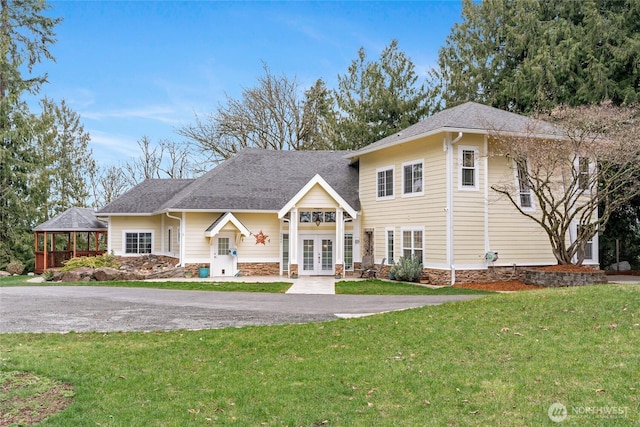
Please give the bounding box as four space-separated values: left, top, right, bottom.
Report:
34 207 107 232
98 149 359 214
348 101 563 158
97 179 195 214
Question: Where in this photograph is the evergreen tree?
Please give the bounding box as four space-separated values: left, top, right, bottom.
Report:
0 0 61 269
331 40 430 150
430 0 640 113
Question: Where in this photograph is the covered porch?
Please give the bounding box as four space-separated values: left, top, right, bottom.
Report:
34 208 108 274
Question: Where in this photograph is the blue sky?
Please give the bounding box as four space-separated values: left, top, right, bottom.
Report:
35 1 463 165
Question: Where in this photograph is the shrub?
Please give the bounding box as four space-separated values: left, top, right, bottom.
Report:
42 270 55 281
61 254 120 272
6 260 25 275
389 256 423 282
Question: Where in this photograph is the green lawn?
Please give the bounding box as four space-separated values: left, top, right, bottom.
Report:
1 284 638 426
0 276 489 295
335 279 493 295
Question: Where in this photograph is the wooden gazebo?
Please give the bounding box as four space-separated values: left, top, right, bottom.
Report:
34 207 108 274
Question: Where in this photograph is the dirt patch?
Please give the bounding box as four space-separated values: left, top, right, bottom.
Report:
454 280 543 292
0 371 73 427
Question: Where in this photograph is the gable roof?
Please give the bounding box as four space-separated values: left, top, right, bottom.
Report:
98 148 360 214
278 174 358 219
347 101 563 159
34 207 107 232
205 212 251 237
98 179 195 214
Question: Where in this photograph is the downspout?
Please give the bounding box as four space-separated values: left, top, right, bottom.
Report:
445 132 463 285
166 212 183 267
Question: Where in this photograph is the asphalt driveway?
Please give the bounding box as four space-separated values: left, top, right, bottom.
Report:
0 286 485 333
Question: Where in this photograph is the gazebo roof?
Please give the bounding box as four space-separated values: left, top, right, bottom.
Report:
34 207 107 232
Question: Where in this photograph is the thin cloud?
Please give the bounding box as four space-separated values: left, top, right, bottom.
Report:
81 105 180 125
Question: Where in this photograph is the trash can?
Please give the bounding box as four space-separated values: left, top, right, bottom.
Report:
198 267 210 278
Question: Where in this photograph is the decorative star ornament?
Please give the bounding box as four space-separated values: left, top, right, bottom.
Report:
254 230 268 245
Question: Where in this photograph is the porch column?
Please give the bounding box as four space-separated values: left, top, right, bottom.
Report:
289 207 299 276
335 207 344 277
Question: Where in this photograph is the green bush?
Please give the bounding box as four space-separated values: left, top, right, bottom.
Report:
389 256 423 282
61 254 120 272
6 260 25 275
42 270 55 281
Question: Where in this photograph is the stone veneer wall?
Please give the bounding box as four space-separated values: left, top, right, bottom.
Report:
237 262 280 276
523 269 607 287
425 266 527 286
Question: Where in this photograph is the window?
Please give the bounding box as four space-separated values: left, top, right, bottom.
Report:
377 167 394 198
403 161 423 195
402 228 423 261
459 147 478 189
577 226 594 260
386 229 394 263
282 233 289 271
167 227 172 253
578 157 590 190
344 233 353 270
324 212 336 223
218 237 230 254
516 161 532 208
300 211 311 223
125 232 152 254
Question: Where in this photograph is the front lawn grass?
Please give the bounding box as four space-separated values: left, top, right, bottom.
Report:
1 284 638 426
336 279 494 295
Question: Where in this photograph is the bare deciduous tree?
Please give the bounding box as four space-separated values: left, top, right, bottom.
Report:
491 103 640 265
178 65 332 166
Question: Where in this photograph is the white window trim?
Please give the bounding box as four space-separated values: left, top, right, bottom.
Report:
513 160 536 212
376 165 395 201
401 159 424 198
570 221 599 264
122 230 154 255
458 146 479 191
575 156 594 195
400 226 425 263
385 227 395 264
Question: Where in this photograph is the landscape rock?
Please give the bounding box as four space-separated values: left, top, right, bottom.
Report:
60 267 95 282
0 271 10 278
93 267 126 282
607 261 631 272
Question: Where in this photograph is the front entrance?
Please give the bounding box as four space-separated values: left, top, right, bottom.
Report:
300 235 335 276
212 233 236 276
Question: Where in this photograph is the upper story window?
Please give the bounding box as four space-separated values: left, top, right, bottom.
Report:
125 231 152 254
578 157 590 190
377 166 394 199
459 147 478 190
402 160 423 196
516 160 533 209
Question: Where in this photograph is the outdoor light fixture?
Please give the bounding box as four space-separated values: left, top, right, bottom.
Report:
315 218 321 227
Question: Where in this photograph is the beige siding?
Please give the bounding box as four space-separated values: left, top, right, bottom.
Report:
109 216 163 255
359 135 447 265
298 184 335 208
487 149 556 265
452 134 486 264
233 213 281 261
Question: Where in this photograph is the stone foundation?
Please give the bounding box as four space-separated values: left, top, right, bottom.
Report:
523 269 607 287
237 262 280 276
425 266 529 286
335 263 344 278
289 264 298 278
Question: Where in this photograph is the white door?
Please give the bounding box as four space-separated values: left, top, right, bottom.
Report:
300 235 334 276
212 234 236 276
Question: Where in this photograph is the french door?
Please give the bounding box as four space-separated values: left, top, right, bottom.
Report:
300 235 334 275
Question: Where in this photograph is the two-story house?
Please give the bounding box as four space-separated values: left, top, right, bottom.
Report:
97 102 598 284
